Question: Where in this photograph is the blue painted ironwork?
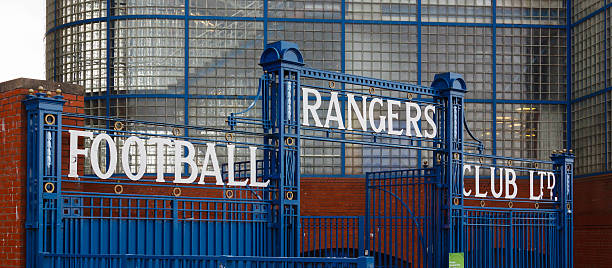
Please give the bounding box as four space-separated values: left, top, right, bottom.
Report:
432 72 468 266
26 41 573 267
259 41 304 257
301 216 364 258
24 93 66 268
365 168 438 268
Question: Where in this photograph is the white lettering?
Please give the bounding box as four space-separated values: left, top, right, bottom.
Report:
387 99 403 135
405 102 423 137
121 136 146 181
90 133 117 180
490 167 504 198
547 172 556 200
423 105 437 138
324 92 345 130
226 145 248 186
369 98 386 133
174 140 198 184
197 143 223 185
462 165 472 196
249 146 269 187
68 130 93 178
529 171 545 200
149 138 172 182
505 168 517 199
347 93 367 131
302 87 323 127
474 165 487 198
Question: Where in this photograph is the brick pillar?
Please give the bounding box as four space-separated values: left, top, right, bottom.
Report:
0 78 83 267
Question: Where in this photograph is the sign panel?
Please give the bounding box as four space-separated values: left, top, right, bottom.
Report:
462 164 557 201
67 130 269 187
449 252 464 268
302 87 438 138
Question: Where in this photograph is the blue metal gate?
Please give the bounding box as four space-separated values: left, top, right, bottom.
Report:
24 41 573 267
365 168 438 268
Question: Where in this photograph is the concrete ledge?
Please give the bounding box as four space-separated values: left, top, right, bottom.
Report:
0 78 84 95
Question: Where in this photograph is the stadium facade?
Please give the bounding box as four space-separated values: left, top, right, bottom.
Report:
41 0 612 266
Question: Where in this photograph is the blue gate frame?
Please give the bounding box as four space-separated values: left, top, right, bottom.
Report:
24 41 573 267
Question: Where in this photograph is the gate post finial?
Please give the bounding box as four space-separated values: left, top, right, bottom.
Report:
431 72 467 93
259 41 304 69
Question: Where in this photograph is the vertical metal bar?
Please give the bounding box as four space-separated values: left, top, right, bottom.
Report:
263 0 268 45
364 176 369 258
340 0 346 176
417 0 423 168
172 198 179 268
358 215 364 257
566 0 573 150
184 0 190 137
605 0 609 171
492 0 498 157
402 172 407 268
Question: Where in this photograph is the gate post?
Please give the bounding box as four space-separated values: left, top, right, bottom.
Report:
431 73 467 266
551 151 574 268
23 92 66 268
259 41 304 257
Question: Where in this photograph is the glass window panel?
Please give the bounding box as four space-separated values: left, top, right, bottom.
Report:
268 22 342 72
422 26 493 99
346 0 417 21
496 28 567 100
54 0 106 26
269 0 341 20
608 7 612 90
346 24 418 85
497 104 566 161
51 22 107 94
465 103 494 155
114 0 186 15
573 95 605 174
421 0 492 23
572 12 605 99
112 19 186 95
188 20 264 96
496 0 566 25
572 0 604 22
190 0 263 17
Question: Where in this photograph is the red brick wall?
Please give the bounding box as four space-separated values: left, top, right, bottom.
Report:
574 174 612 267
0 88 29 267
0 80 83 268
301 177 366 216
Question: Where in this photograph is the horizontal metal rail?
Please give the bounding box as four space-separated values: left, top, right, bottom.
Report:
41 254 374 267
300 68 440 97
